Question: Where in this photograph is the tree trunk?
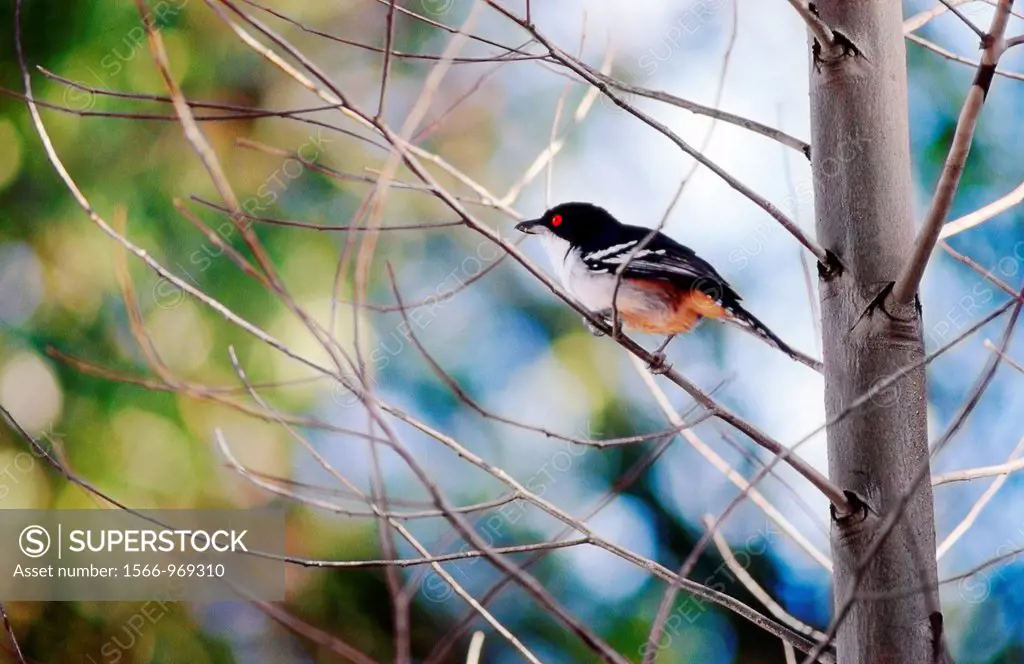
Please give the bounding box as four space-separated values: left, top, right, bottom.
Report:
808 3 944 663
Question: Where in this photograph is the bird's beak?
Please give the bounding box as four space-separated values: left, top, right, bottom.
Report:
515 219 543 234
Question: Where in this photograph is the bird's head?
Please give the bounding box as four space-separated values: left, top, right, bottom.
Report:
515 202 619 245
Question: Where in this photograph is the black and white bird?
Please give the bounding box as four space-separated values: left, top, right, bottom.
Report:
515 202 820 372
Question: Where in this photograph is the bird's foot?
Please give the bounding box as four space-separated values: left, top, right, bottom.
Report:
583 316 607 337
647 351 672 375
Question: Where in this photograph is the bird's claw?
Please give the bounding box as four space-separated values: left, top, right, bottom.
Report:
583 316 606 337
647 352 672 375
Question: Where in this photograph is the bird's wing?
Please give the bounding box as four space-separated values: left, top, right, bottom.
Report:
580 226 742 303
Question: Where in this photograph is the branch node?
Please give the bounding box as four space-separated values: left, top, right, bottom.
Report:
830 490 869 525
849 282 920 347
813 29 861 68
817 249 843 281
874 283 916 323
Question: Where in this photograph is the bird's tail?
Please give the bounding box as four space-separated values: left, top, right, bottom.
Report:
724 304 823 373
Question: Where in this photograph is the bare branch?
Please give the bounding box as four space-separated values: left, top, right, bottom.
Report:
891 0 1016 304
390 400 828 658
423 376 725 663
425 433 680 662
904 2 958 33
46 349 401 446
501 50 607 205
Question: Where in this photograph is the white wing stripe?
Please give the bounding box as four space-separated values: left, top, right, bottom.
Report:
583 240 638 260
588 248 670 266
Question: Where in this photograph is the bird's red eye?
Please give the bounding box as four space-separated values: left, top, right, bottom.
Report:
551 214 563 227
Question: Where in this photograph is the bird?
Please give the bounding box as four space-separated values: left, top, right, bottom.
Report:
515 201 821 373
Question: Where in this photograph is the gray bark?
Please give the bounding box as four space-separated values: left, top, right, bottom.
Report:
808 2 943 663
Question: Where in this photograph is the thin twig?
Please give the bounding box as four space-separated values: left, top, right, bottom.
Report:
935 435 1024 558
22 24 536 664
377 0 398 119
777 103 822 351
939 242 1021 299
240 591 379 664
374 271 630 663
930 284 1022 459
702 515 829 643
933 456 1024 485
194 196 465 231
936 0 989 39
985 338 1024 373
904 0 985 33
586 67 810 156
905 33 1024 82
939 178 1024 238
659 0 739 224
272 538 591 569
412 61 511 142
367 419 409 663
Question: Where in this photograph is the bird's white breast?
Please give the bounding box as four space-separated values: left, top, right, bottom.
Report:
538 230 663 315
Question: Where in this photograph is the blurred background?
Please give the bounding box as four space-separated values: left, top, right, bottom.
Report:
1 0 1023 662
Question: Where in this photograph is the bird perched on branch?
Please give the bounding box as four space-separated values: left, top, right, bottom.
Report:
515 202 821 373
